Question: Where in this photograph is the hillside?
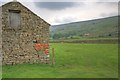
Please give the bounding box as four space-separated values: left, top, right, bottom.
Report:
50 16 118 39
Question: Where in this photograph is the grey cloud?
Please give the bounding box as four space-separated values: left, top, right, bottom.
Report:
100 12 117 18
54 16 77 24
0 0 3 6
34 2 82 10
96 2 118 7
0 0 2 3
118 1 120 10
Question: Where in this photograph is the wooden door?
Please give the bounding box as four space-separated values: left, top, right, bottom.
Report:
9 11 20 28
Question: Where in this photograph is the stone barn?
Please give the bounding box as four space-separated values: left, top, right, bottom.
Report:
1 1 50 65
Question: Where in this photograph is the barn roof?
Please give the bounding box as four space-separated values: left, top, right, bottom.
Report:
1 1 51 26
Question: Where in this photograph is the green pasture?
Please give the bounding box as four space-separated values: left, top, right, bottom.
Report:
2 43 118 78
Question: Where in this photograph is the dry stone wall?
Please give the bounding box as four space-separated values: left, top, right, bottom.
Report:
0 6 2 66
2 2 50 65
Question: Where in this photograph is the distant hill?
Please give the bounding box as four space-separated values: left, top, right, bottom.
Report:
50 16 118 39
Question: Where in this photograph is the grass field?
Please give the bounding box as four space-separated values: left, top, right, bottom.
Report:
2 43 118 78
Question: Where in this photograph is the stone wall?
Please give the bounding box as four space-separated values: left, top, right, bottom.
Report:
0 4 2 66
2 2 50 65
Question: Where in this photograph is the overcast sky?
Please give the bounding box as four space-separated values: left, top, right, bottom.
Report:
0 0 119 25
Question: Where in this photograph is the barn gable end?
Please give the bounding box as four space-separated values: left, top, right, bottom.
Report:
1 1 50 65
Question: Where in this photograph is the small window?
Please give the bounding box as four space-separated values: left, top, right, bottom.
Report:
9 10 21 28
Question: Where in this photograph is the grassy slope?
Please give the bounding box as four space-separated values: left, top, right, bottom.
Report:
2 43 118 78
51 16 118 38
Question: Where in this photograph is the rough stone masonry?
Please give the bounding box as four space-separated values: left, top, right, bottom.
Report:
1 1 50 65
